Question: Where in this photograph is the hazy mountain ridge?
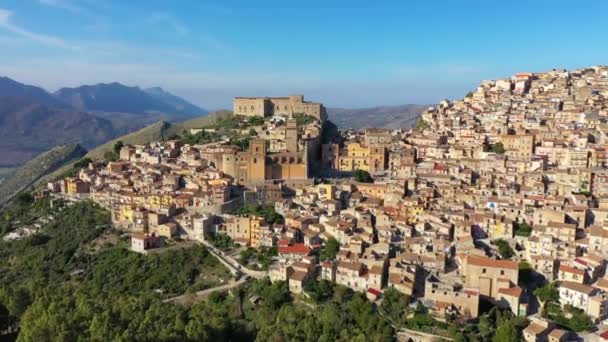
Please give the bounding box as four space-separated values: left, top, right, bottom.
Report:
0 77 208 166
328 104 428 129
0 76 70 109
55 82 206 116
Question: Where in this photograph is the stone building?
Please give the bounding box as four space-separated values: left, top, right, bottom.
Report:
233 95 327 121
217 139 309 185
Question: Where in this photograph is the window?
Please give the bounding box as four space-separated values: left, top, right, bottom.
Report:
482 268 487 273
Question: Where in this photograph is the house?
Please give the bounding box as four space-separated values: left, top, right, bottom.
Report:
464 255 519 299
424 274 480 318
558 281 608 320
130 233 161 253
278 240 312 262
522 317 554 342
289 271 309 294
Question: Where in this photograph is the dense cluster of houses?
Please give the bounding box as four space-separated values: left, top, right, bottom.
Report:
48 67 608 338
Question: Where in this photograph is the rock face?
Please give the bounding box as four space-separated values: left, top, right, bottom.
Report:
0 144 87 205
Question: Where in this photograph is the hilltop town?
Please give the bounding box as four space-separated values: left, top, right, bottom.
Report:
43 65 608 340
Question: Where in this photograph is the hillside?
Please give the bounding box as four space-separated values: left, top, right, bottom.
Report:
0 144 87 205
0 97 117 166
85 110 233 160
55 82 206 117
327 104 428 129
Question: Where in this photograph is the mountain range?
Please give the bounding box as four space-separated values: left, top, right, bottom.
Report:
54 83 206 116
0 77 207 167
327 104 429 130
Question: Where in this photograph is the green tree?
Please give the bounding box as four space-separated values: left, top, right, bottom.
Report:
534 282 559 305
490 142 506 154
379 288 410 326
494 239 514 259
514 222 533 237
353 169 373 183
493 319 519 342
320 238 340 261
415 118 430 131
113 141 124 155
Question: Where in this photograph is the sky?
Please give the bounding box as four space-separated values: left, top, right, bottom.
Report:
0 0 607 110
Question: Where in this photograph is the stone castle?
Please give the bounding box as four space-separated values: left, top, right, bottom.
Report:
233 95 327 121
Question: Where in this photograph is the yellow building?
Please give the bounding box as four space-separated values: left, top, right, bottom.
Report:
501 134 535 159
405 205 424 224
337 142 386 173
250 216 265 248
65 178 90 194
317 183 335 201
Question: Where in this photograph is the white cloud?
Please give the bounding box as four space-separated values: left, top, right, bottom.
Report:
0 8 79 50
147 12 189 35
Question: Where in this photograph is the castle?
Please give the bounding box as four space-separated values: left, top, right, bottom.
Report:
233 95 327 121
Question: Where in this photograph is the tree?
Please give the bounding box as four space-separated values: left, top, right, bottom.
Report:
320 238 340 261
493 319 519 342
113 141 124 155
415 118 430 131
514 222 533 237
493 239 514 259
353 169 373 183
303 279 334 303
379 288 410 325
490 142 505 154
294 114 316 126
73 157 92 169
534 282 559 305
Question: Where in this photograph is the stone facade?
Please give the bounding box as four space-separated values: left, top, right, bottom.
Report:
233 95 327 121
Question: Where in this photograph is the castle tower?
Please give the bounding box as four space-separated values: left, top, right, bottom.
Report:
286 119 298 153
248 139 266 184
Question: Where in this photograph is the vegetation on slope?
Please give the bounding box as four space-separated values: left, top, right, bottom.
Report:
0 199 231 340
0 144 87 205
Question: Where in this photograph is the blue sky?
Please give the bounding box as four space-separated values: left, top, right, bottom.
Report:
0 0 606 110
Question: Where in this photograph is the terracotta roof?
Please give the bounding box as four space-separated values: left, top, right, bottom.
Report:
559 264 585 276
290 271 308 282
367 288 382 296
279 243 311 255
498 286 523 298
467 255 518 270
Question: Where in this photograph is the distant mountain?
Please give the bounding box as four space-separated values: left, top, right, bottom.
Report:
327 104 428 130
0 76 210 167
0 77 70 108
54 82 206 117
145 87 207 115
0 97 121 166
